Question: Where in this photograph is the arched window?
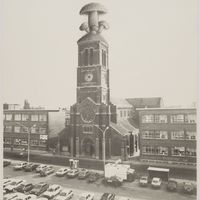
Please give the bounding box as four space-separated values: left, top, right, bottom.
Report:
89 48 93 65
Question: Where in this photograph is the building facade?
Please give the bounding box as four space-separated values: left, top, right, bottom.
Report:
138 108 197 164
3 105 59 152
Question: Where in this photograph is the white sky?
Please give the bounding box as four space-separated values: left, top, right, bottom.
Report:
1 0 198 108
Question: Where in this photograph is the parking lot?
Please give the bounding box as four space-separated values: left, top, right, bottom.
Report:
4 160 196 200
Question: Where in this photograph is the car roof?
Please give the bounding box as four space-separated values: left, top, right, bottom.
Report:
152 177 160 181
49 184 60 188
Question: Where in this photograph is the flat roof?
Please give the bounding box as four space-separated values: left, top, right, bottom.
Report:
4 109 59 112
147 167 170 172
136 107 196 111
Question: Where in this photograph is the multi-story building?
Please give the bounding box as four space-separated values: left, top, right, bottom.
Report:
137 107 197 164
3 104 59 152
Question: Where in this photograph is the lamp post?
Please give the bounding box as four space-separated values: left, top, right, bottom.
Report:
94 125 109 175
15 122 36 163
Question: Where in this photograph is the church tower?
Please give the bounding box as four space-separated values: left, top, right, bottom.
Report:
69 3 116 159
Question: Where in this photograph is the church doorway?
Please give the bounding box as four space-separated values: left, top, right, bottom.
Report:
81 137 95 157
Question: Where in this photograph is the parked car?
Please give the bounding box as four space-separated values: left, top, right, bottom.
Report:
183 182 194 194
4 179 26 192
151 177 162 188
41 184 62 199
24 194 37 200
139 176 149 187
13 162 28 170
11 193 34 200
67 169 79 178
100 193 115 200
35 164 48 173
40 166 55 177
78 169 90 179
167 180 178 192
79 193 94 200
103 176 123 187
24 163 39 172
88 172 100 183
3 178 15 188
3 192 21 200
14 183 34 194
54 188 74 200
56 168 70 177
29 182 49 196
4 160 11 167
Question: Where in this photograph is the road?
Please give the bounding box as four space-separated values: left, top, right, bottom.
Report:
4 160 196 200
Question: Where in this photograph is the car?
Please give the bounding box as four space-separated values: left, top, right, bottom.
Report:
24 194 37 200
24 163 40 172
183 182 194 194
54 188 74 200
3 192 21 200
100 193 115 200
3 178 15 188
88 172 100 183
79 193 94 200
103 176 123 187
29 182 49 196
13 162 28 170
35 164 48 173
139 176 149 187
67 169 79 178
56 168 70 177
4 179 26 192
78 169 90 179
4 160 11 167
41 184 62 199
11 193 34 200
167 180 178 192
151 177 162 188
14 183 34 194
40 166 55 177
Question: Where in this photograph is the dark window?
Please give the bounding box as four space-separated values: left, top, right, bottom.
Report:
89 49 93 65
84 49 89 66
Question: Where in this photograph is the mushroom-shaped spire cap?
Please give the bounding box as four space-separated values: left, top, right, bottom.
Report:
80 2 107 15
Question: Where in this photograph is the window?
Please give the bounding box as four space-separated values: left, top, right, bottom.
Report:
4 138 11 144
142 146 168 155
21 139 28 145
30 139 39 146
84 49 89 66
31 127 38 133
171 146 185 156
4 125 12 132
155 131 168 139
185 114 196 123
14 126 21 133
185 132 196 140
5 114 12 121
142 115 154 123
120 110 123 117
39 128 46 134
154 115 167 123
31 115 38 121
83 125 93 133
39 140 47 146
124 110 126 117
170 115 184 123
142 131 154 139
186 148 196 157
102 50 106 67
39 114 47 122
22 114 29 121
89 48 93 65
14 139 22 145
14 114 21 121
171 131 184 140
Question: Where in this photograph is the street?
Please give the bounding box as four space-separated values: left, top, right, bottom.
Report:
4 160 196 200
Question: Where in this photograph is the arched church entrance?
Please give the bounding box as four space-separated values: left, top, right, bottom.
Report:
81 137 95 157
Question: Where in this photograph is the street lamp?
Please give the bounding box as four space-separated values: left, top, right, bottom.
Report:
94 125 109 175
15 122 36 163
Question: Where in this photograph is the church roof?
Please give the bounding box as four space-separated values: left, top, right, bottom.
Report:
111 98 132 108
126 97 163 108
110 119 138 136
77 32 108 44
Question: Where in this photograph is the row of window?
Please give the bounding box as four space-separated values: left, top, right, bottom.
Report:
142 130 196 140
141 114 196 124
4 125 46 134
4 114 47 122
4 138 47 147
142 146 196 157
119 109 131 118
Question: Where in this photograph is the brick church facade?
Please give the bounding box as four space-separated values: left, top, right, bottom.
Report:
69 3 139 160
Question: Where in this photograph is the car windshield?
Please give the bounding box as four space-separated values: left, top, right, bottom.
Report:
35 185 42 189
153 180 158 183
60 192 67 196
10 182 17 185
47 188 54 192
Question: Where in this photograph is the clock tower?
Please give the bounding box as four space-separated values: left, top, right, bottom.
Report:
70 3 117 159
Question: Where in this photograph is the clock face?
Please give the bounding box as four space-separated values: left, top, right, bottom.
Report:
80 104 95 123
85 72 93 82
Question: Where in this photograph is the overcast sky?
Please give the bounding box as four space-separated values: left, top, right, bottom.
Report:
1 0 197 109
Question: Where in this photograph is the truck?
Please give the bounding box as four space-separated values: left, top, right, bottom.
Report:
103 161 136 187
